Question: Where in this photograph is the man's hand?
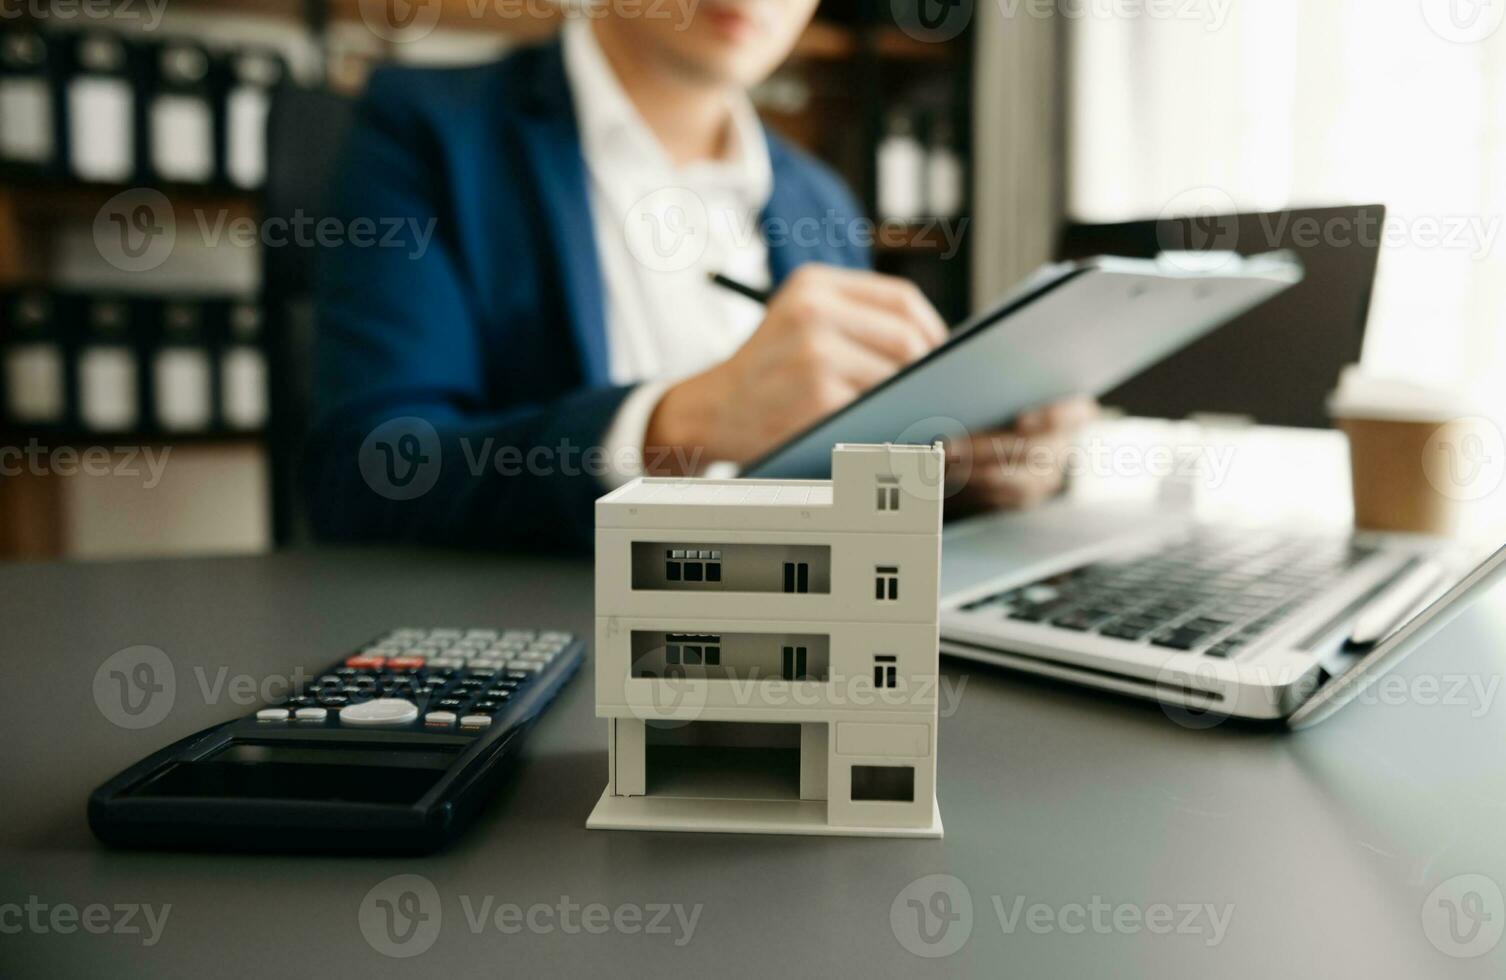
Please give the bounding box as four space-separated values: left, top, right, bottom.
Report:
646 264 947 469
946 397 1099 515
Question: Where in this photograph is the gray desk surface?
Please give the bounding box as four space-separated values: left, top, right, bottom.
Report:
4 547 1506 979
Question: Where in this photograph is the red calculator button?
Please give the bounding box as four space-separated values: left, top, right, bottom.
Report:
386 656 426 670
345 655 386 669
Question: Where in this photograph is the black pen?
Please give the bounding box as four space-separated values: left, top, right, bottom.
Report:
707 271 771 305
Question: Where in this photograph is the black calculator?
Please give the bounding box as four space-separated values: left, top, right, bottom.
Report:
89 627 584 853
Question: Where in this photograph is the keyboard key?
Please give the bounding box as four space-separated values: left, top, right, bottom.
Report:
1152 629 1209 651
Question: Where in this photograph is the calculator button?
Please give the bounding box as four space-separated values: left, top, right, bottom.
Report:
504 670 532 682
295 707 328 723
436 697 470 711
539 631 572 643
430 657 465 670
339 698 419 727
345 655 386 670
285 696 316 709
424 711 457 728
386 656 426 671
317 694 351 708
429 629 463 639
256 708 289 722
507 660 545 673
459 715 493 731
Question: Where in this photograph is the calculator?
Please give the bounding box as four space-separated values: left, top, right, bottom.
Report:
89 627 584 853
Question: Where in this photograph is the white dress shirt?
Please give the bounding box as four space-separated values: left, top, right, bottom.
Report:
561 21 773 485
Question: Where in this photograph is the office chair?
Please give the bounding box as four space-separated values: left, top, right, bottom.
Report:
261 82 354 546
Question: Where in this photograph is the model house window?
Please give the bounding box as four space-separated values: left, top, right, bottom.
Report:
781 645 809 680
666 549 721 583
873 655 898 689
665 633 721 666
876 478 900 511
875 566 899 601
782 561 810 593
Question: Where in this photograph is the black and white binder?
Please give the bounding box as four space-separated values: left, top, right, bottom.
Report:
219 47 285 190
149 40 216 184
77 296 140 432
64 31 139 183
152 299 213 432
218 299 267 430
0 31 60 175
1 289 68 428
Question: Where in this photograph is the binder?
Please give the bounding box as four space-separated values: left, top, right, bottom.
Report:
1 289 68 428
149 40 216 184
218 298 267 430
64 31 140 183
152 298 213 432
0 31 61 175
219 47 285 190
76 295 140 432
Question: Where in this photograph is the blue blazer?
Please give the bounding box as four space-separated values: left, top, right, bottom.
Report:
308 40 871 552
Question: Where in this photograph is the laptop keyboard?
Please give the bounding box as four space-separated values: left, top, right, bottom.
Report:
958 530 1377 658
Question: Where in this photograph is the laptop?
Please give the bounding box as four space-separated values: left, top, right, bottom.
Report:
936 204 1457 725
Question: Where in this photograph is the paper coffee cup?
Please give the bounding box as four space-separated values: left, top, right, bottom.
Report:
1328 367 1500 535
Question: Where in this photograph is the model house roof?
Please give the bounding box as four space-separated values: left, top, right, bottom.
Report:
601 478 835 508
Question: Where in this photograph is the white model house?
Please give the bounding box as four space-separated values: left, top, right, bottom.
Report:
587 443 945 837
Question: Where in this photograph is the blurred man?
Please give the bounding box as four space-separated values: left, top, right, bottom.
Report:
310 1 1092 549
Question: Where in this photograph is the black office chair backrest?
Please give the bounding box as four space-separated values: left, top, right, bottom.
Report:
261 82 354 547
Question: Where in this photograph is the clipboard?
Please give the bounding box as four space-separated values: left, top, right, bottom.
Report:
744 252 1305 478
